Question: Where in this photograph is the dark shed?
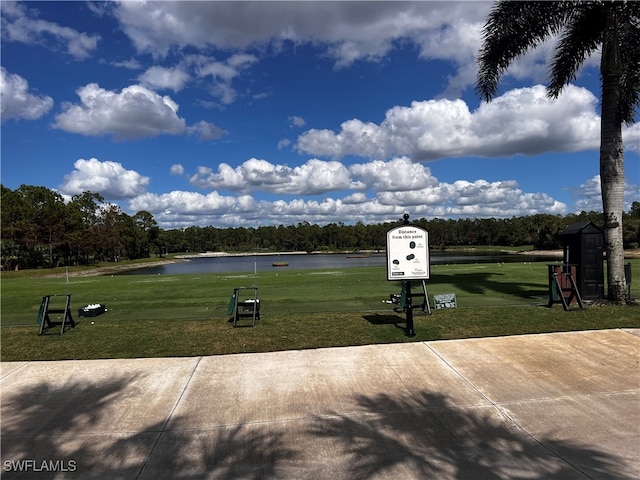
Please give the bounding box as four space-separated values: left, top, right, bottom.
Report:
560 221 604 300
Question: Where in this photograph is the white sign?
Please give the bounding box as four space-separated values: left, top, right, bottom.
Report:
386 225 429 281
434 293 457 309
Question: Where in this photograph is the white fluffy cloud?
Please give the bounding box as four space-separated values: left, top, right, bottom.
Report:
59 150 639 229
189 53 259 105
53 84 186 140
289 116 306 128
170 164 184 176
131 155 569 228
128 192 398 229
1 1 99 59
128 191 258 228
189 158 352 195
297 85 605 161
138 65 190 92
0 67 53 122
60 158 150 200
130 181 569 229
186 120 228 141
113 2 436 57
377 180 565 217
622 122 640 154
130 190 245 215
195 53 257 81
277 138 292 150
190 156 439 196
109 2 594 98
572 175 640 213
350 157 438 192
112 1 494 94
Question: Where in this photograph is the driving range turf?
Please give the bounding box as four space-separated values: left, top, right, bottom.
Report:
1 260 638 361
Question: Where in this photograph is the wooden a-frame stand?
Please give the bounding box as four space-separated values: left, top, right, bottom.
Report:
229 287 260 327
38 294 76 335
548 272 584 311
413 279 431 315
394 280 431 314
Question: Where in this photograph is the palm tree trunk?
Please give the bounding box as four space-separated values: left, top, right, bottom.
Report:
600 10 627 303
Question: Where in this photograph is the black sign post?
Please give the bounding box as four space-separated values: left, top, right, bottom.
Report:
386 214 430 337
404 280 416 336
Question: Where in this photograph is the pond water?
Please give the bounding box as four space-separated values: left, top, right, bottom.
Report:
118 252 560 275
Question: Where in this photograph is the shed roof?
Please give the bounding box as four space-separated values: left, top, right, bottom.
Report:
560 221 603 236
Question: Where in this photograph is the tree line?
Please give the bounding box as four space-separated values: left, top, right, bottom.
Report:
2 184 639 271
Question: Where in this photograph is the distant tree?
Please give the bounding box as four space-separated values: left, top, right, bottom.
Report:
624 202 640 246
1 186 25 270
13 185 66 267
65 192 105 265
476 1 640 302
134 210 160 258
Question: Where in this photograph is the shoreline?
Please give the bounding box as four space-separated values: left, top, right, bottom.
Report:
176 251 310 259
29 248 640 278
47 259 185 278
522 249 640 259
520 249 563 257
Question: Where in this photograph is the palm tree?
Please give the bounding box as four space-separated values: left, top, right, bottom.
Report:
476 1 639 303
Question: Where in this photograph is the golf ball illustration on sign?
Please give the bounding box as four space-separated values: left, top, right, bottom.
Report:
386 226 429 280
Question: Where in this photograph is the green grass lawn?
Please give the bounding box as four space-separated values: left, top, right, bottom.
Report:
2 260 638 361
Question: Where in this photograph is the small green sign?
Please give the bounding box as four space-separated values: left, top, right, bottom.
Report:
433 293 457 309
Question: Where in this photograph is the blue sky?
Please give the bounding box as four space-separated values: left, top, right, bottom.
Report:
1 1 638 229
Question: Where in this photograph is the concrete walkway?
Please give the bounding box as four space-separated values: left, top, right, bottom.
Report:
1 329 639 479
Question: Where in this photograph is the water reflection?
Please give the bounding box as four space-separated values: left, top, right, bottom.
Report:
118 252 559 275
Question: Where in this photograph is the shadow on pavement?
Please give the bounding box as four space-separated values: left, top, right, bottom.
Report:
1 376 633 479
1 376 298 479
308 390 633 480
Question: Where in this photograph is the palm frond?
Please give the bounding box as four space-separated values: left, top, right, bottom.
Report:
475 1 573 101
617 1 640 123
548 4 604 98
